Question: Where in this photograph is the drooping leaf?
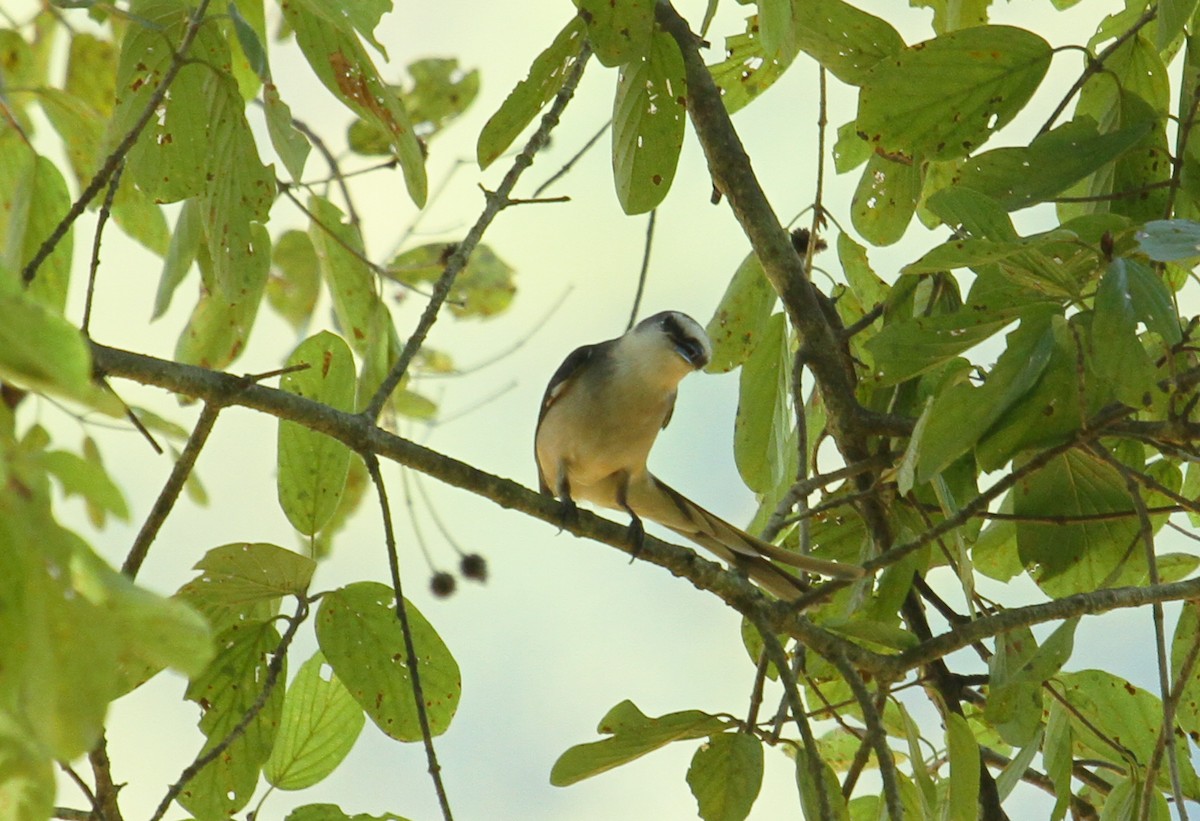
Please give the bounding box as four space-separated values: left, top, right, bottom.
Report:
477 17 586 168
857 26 1052 161
1057 669 1200 794
866 307 1015 387
316 582 460 742
953 117 1153 210
1138 218 1200 262
1091 258 1156 407
576 0 654 66
265 83 311 182
278 332 356 535
704 252 776 373
551 700 730 786
915 309 1057 481
385 243 515 318
265 651 364 790
0 290 118 412
734 313 790 494
282 0 426 205
266 229 321 331
153 197 203 319
306 195 389 360
612 28 687 214
181 619 285 820
944 714 979 821
1015 450 1142 597
851 152 921 246
686 733 763 821
351 58 479 152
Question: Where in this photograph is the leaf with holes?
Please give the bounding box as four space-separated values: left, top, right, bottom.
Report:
612 29 687 214
316 582 460 742
857 26 1051 162
477 17 585 168
265 651 364 790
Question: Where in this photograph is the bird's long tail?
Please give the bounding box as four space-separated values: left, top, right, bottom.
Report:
629 475 864 598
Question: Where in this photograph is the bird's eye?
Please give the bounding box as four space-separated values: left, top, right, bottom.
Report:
676 337 707 367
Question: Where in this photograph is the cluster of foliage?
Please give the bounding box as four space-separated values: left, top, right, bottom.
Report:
7 0 1200 819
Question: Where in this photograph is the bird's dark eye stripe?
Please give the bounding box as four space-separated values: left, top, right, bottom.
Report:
661 314 692 348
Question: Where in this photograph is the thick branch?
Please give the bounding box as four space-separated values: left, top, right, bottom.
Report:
92 342 888 673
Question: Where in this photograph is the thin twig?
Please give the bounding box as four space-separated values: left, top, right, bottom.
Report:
363 45 592 421
1036 12 1156 136
363 453 454 820
81 160 124 336
829 652 903 820
22 0 214 285
749 615 832 820
626 209 656 331
532 118 611 197
122 402 220 580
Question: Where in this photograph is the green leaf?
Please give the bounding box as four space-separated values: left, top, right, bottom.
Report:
551 700 729 786
734 313 790 494
1172 602 1200 738
282 0 426 206
857 26 1052 161
267 229 321 330
285 806 410 821
686 733 763 821
576 0 653 66
153 197 202 319
0 290 118 412
1044 700 1073 821
184 542 316 611
265 83 311 182
793 0 904 84
182 620 284 820
709 14 794 114
1138 218 1200 262
1057 669 1200 793
916 310 1057 481
278 332 356 535
307 195 385 358
1159 0 1198 52
985 620 1076 745
175 221 272 369
1092 259 1156 407
69 545 214 694
40 445 130 526
851 152 921 246
385 243 515 318
227 0 267 78
612 28 687 214
265 651 364 790
1 154 73 312
704 252 776 373
316 582 460 742
944 714 979 821
66 32 116 116
1015 450 1141 597
0 712 54 821
866 308 1014 386
924 185 1018 241
795 747 848 821
834 120 872 172
477 17 585 168
953 117 1153 210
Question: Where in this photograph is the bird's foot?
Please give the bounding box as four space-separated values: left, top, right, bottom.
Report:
559 498 578 531
627 516 645 562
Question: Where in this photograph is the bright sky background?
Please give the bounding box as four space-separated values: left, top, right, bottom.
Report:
29 0 1200 818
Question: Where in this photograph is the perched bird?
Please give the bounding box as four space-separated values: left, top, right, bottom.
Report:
535 310 864 599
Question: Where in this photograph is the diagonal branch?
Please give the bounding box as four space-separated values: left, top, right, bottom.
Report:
363 44 592 421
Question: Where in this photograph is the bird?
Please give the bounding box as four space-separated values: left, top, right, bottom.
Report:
534 310 864 599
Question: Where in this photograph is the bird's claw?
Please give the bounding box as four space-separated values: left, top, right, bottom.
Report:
627 516 645 561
